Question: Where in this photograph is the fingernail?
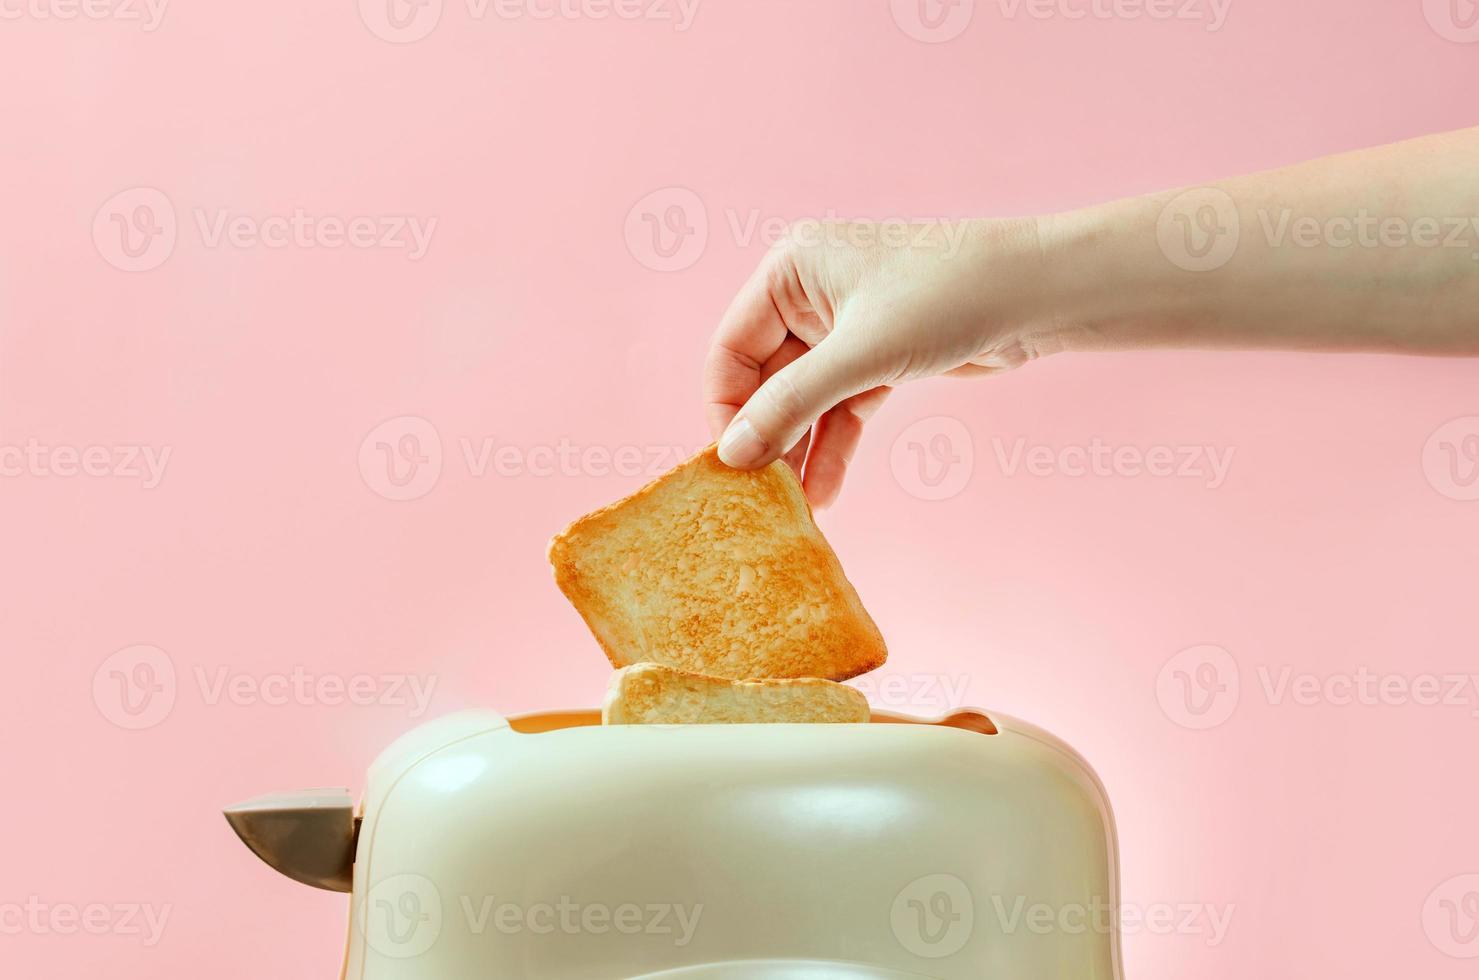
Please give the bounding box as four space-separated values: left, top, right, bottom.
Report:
718 417 767 468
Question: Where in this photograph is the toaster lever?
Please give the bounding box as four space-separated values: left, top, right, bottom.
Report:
223 788 357 893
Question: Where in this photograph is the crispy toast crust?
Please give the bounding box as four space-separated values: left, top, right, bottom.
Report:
548 444 886 681
602 663 871 724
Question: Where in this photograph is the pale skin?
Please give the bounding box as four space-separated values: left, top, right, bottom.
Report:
704 126 1479 507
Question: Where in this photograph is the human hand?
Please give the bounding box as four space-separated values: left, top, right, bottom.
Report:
703 217 1063 506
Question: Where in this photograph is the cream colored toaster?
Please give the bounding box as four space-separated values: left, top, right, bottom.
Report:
226 706 1124 979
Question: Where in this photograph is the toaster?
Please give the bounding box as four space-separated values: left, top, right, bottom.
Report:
226 705 1124 979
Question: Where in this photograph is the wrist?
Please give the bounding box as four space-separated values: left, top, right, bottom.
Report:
954 215 1081 358
1033 198 1208 354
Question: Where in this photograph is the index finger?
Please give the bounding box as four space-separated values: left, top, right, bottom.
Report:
703 255 792 439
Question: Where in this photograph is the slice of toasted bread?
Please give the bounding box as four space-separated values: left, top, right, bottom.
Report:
548 445 886 681
602 663 871 724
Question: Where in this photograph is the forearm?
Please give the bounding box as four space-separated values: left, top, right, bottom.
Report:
1039 127 1479 356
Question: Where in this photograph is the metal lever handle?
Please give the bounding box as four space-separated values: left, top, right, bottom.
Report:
224 788 357 892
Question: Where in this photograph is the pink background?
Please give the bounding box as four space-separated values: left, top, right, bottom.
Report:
2 1 1477 977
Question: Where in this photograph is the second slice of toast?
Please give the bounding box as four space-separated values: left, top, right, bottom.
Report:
603 663 871 724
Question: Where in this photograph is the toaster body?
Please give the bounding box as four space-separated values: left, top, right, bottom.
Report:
231 708 1123 980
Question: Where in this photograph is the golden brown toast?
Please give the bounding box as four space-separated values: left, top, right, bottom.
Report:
602 663 871 724
548 445 886 681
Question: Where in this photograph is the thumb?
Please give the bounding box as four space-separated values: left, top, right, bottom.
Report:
716 335 871 469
